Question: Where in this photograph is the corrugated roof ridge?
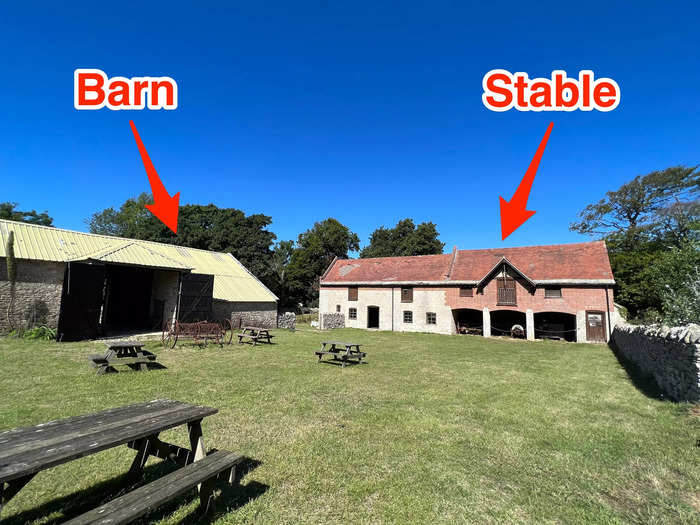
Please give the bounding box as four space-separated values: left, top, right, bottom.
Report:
0 219 234 258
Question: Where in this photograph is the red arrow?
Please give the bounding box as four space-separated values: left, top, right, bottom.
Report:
499 122 553 240
129 120 180 234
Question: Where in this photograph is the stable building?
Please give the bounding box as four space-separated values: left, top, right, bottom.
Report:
319 241 618 343
0 219 278 340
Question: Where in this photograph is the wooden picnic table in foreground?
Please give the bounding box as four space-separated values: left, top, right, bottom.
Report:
0 399 243 521
237 326 275 346
315 341 366 367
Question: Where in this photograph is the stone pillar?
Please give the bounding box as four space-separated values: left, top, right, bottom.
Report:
482 307 491 337
576 310 586 343
526 309 534 340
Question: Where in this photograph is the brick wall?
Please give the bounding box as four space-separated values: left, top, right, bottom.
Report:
443 268 614 315
0 259 65 334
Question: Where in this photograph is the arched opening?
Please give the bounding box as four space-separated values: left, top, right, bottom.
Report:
453 308 483 335
490 310 527 338
534 312 577 342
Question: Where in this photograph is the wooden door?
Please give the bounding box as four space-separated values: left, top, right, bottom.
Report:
585 311 606 342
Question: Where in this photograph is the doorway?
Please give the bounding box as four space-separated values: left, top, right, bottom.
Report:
367 306 379 329
585 311 606 342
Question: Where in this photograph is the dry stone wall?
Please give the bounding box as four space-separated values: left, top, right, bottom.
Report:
277 312 296 330
611 322 700 401
321 313 345 330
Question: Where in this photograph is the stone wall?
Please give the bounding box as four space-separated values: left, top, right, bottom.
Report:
213 300 278 328
0 259 65 334
321 312 345 330
277 312 296 330
611 322 700 401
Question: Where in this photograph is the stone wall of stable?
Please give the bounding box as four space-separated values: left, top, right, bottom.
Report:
0 259 64 334
213 300 278 329
611 322 700 401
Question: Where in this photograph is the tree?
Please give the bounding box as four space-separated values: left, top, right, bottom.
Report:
286 218 360 305
570 165 700 319
269 240 295 307
360 218 445 258
87 193 277 283
0 202 53 226
570 165 699 248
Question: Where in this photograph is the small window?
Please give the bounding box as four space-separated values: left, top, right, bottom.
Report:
403 310 413 323
336 304 341 312
401 287 413 303
545 287 562 298
349 307 357 320
348 287 358 301
459 286 474 297
426 312 437 325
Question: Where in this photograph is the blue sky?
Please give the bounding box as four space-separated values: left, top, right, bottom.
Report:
2 1 699 253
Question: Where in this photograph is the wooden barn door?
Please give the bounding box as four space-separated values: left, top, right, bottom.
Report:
585 311 606 342
178 273 214 322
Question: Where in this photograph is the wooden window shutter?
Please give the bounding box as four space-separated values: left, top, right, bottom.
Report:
401 287 413 303
348 287 358 301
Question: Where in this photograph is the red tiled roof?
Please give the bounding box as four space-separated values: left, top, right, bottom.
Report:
321 241 614 284
323 253 453 283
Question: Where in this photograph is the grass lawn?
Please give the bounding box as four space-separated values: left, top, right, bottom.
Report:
0 328 698 524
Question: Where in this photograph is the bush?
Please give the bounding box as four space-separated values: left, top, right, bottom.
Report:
22 325 56 341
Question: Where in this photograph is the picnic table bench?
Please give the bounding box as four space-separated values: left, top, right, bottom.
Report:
315 341 366 367
0 399 242 521
237 326 275 346
88 340 158 374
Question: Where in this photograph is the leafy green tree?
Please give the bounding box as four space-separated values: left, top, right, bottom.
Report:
570 165 698 248
360 218 445 258
641 242 700 324
0 202 53 226
269 240 295 307
287 218 360 305
87 193 276 283
570 165 699 319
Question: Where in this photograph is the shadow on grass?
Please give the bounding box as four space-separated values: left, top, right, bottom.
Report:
608 342 665 400
3 455 265 525
318 359 368 367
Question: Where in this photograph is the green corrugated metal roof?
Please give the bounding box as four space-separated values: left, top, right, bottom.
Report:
0 219 277 302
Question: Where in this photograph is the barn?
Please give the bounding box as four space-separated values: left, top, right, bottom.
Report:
319 241 619 343
0 219 278 340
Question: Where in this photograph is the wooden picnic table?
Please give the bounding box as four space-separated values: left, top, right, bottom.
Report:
88 340 158 374
315 341 366 367
237 326 275 346
0 399 218 518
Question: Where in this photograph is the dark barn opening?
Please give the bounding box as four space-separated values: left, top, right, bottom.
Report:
453 308 483 334
534 312 577 342
58 263 195 341
490 310 527 338
103 266 154 331
367 306 379 329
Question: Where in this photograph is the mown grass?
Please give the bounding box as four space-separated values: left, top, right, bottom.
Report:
0 328 698 524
